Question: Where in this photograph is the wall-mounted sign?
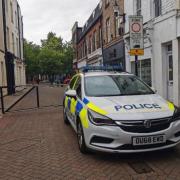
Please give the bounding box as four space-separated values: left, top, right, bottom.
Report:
129 15 144 56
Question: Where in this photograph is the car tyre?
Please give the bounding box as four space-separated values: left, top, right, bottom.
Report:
63 107 69 125
77 120 88 154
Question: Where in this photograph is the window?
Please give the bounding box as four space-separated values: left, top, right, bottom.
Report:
167 44 173 82
105 0 110 8
10 2 13 23
75 78 82 100
6 27 10 49
136 0 141 15
12 33 15 53
16 37 19 57
85 75 154 97
106 18 111 43
115 17 120 37
154 0 162 17
69 76 77 89
15 11 18 28
97 26 102 48
88 36 92 54
131 59 152 86
92 31 96 51
5 0 8 13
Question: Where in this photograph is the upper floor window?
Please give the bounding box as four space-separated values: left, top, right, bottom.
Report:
6 27 10 50
106 18 111 43
136 0 141 15
154 0 162 17
12 33 15 53
5 0 8 13
105 0 110 8
92 31 96 51
10 2 14 23
15 11 18 29
98 26 102 48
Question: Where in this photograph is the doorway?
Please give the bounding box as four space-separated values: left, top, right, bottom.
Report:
166 44 173 102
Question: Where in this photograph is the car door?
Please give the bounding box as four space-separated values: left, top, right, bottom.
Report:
65 75 78 121
70 76 82 127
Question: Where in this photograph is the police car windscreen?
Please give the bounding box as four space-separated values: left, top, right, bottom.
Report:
84 75 154 97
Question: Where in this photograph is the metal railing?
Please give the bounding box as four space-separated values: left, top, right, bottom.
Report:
0 85 40 114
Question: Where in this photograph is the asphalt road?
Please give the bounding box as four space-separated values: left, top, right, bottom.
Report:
0 84 180 180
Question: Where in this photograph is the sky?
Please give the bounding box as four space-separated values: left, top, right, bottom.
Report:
18 0 100 45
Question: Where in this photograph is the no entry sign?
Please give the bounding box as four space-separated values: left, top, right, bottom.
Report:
129 16 144 56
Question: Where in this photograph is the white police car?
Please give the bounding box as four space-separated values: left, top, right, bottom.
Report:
63 66 180 154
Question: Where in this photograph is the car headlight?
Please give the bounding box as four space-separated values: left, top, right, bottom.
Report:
87 109 116 126
172 106 180 122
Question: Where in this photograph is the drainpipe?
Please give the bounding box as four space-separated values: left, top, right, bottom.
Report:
100 15 104 66
17 4 21 60
2 0 7 53
2 0 8 90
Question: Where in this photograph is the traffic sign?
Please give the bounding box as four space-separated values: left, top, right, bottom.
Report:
129 49 144 56
129 16 144 56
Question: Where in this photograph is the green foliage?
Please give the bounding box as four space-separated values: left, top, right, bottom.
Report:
24 32 73 78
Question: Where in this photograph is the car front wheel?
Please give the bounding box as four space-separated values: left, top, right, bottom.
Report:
63 107 69 125
77 120 88 154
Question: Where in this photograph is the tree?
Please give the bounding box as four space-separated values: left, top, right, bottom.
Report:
41 32 64 52
24 32 73 81
24 39 41 79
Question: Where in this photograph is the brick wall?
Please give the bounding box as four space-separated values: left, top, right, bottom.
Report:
102 0 124 48
77 19 102 61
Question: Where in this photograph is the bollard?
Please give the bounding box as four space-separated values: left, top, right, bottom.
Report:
36 86 40 108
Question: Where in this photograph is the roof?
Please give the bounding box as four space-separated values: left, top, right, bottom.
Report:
78 3 102 42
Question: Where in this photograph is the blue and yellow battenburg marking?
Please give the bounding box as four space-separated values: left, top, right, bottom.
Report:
83 98 107 116
65 97 108 129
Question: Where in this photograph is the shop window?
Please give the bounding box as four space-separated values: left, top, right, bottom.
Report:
131 59 152 86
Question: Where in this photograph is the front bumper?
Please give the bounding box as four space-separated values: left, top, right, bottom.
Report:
83 120 180 153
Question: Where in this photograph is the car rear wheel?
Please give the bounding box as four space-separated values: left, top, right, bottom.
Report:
63 107 69 125
77 120 88 154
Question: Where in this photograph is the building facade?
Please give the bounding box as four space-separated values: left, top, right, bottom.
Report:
0 0 26 94
102 0 125 68
124 0 180 106
72 0 125 70
72 3 103 69
0 0 7 89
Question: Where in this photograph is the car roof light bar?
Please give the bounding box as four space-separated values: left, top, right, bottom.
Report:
81 65 123 73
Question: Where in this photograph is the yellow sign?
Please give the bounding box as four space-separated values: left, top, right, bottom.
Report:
129 49 144 56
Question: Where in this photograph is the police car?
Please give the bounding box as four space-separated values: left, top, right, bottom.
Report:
63 66 180 154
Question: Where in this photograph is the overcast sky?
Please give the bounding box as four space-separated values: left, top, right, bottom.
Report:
18 0 100 45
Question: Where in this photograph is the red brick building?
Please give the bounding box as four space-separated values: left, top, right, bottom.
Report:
72 0 125 69
102 0 125 67
72 3 103 69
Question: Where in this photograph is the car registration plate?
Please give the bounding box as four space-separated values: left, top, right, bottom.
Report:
132 135 166 146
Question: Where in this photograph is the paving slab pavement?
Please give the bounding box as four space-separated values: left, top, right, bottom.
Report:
0 85 179 180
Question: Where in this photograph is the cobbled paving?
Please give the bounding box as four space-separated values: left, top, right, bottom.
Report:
0 85 179 180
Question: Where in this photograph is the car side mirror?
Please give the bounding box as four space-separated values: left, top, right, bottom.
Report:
151 87 157 93
65 90 77 98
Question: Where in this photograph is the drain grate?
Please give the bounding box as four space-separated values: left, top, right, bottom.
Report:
128 161 154 174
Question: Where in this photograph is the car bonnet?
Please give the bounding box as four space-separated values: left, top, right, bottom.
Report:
84 94 175 120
